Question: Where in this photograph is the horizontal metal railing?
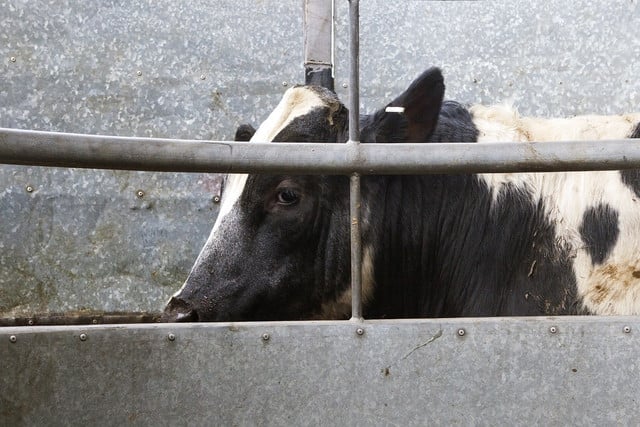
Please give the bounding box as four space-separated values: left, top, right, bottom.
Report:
2 127 640 174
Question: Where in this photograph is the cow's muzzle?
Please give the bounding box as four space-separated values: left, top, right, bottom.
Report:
161 296 199 322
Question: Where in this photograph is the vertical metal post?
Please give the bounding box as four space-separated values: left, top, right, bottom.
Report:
348 0 362 320
304 0 335 89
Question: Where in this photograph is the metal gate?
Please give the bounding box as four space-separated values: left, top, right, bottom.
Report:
2 0 640 425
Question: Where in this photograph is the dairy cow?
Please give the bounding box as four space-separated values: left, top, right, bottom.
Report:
162 67 640 321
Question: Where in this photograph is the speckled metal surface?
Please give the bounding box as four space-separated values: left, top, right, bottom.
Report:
0 167 223 316
334 0 640 117
1 0 302 138
1 0 639 317
2 317 640 425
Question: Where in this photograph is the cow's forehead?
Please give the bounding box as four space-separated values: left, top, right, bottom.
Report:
250 86 336 143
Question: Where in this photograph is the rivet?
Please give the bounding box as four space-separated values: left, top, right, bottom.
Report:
213 195 221 203
549 326 558 334
92 319 98 324
168 333 176 341
200 74 206 80
10 57 16 63
342 82 348 88
282 81 288 87
26 185 34 193
79 333 87 341
27 319 34 326
457 328 466 337
9 335 17 343
262 333 270 341
356 328 364 336
136 70 142 76
136 190 144 198
623 326 631 334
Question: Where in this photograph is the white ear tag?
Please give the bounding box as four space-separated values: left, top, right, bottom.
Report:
385 106 405 113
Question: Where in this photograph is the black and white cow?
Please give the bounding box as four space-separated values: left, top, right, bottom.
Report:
162 67 640 322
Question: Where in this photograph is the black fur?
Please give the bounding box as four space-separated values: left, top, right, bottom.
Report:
363 175 579 317
428 101 479 142
579 204 619 265
234 124 256 141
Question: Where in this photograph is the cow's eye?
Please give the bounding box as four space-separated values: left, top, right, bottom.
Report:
276 189 299 206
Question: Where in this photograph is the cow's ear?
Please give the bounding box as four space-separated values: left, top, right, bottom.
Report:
234 124 256 141
365 67 445 143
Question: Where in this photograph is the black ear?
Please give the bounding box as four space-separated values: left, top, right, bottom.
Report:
234 124 256 141
365 67 445 143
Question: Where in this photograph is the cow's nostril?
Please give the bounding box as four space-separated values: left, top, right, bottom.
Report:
162 297 200 322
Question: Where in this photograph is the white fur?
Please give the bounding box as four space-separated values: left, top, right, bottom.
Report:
250 86 326 142
472 104 640 314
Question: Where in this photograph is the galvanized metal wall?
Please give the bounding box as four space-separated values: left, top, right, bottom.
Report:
2 317 640 425
2 1 640 425
2 0 639 316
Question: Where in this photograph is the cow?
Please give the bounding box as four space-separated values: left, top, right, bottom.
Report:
162 67 640 322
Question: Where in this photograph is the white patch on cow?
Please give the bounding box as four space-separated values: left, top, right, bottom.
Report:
470 104 640 144
315 246 376 320
212 174 248 233
250 86 327 143
471 104 640 314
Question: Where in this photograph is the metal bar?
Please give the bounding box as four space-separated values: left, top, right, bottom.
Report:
349 173 363 320
304 0 335 89
348 0 360 145
3 128 640 174
348 0 363 320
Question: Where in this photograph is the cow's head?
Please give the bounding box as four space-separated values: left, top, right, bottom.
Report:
161 67 445 321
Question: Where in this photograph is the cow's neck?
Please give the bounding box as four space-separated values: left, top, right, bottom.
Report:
361 175 445 317
364 174 578 318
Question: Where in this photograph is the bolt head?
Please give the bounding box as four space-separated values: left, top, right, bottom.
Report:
342 82 348 88
356 328 365 336
27 319 34 326
200 74 206 80
213 195 221 203
457 328 466 337
9 335 17 343
136 190 144 198
136 70 142 76
10 57 16 63
79 333 87 341
282 81 288 87
624 326 631 334
26 185 34 193
168 333 176 341
262 333 270 341
549 326 558 334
